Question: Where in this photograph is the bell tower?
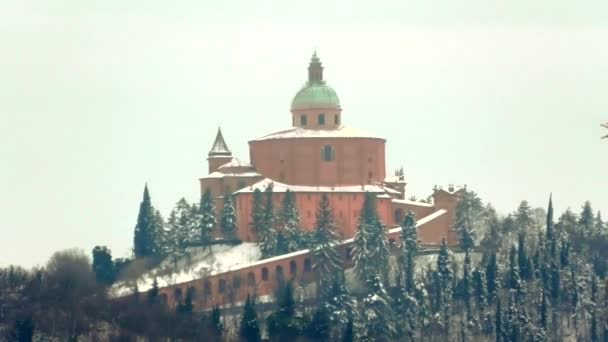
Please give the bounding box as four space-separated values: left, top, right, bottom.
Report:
207 127 232 173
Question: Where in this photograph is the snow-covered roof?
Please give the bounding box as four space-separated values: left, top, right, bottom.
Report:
110 243 261 297
234 178 391 194
200 171 263 179
218 157 253 170
392 198 434 208
384 175 406 183
251 126 384 141
387 209 448 234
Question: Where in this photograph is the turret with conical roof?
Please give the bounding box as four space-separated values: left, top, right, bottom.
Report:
291 52 342 130
208 127 233 173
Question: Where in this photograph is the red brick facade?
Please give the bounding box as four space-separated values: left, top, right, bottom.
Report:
156 53 464 310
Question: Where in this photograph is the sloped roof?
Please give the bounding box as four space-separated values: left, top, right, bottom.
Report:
209 127 231 156
234 178 391 194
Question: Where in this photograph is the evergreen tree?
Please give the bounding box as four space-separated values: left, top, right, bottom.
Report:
504 291 521 342
517 231 531 280
199 189 216 246
481 206 502 255
278 190 304 252
210 305 224 339
324 281 358 335
462 251 473 320
342 320 354 342
250 188 265 234
486 250 499 304
305 306 331 342
360 275 395 341
258 185 278 258
594 211 604 234
173 198 195 248
353 192 390 285
455 190 483 252
312 194 343 297
7 315 34 342
473 267 488 313
239 295 261 342
91 245 114 285
220 192 238 240
508 245 523 296
401 211 418 292
151 209 165 256
495 297 503 342
267 281 300 341
133 184 158 258
579 201 595 240
515 200 534 232
539 288 547 331
436 238 454 334
147 278 159 304
590 274 598 342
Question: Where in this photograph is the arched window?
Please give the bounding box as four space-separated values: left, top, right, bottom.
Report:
186 286 196 302
318 113 326 125
233 275 242 289
203 280 212 295
323 145 334 162
247 272 256 287
300 114 307 126
290 260 297 275
219 279 227 294
304 258 312 272
276 265 284 282
262 267 269 281
174 288 183 302
395 209 405 224
334 114 340 125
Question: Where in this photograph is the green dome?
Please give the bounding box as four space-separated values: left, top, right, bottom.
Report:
291 81 341 110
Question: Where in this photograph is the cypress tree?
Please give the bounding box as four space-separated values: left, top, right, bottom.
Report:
239 295 261 342
508 245 522 296
517 231 531 280
590 275 598 342
579 201 595 239
401 211 418 293
250 189 265 235
486 250 499 304
133 184 157 258
495 297 503 342
353 192 390 286
199 189 216 246
278 190 304 252
437 238 454 334
210 305 224 339
220 192 238 240
462 251 473 320
312 194 343 297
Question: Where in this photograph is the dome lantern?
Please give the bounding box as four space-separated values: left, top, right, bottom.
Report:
291 52 342 130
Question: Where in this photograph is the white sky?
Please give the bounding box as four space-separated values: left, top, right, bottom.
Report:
1 0 607 267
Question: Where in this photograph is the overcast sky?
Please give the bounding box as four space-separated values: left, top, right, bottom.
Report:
1 0 607 267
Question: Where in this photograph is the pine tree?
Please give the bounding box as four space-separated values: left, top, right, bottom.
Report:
199 189 216 246
133 184 157 258
353 192 390 286
278 190 304 252
250 189 265 235
173 198 194 248
455 190 483 252
590 274 598 342
258 184 278 258
594 211 604 234
481 206 502 255
220 192 238 240
151 209 165 256
239 295 261 342
462 251 473 321
312 194 343 297
515 200 534 232
324 281 358 336
360 275 395 342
